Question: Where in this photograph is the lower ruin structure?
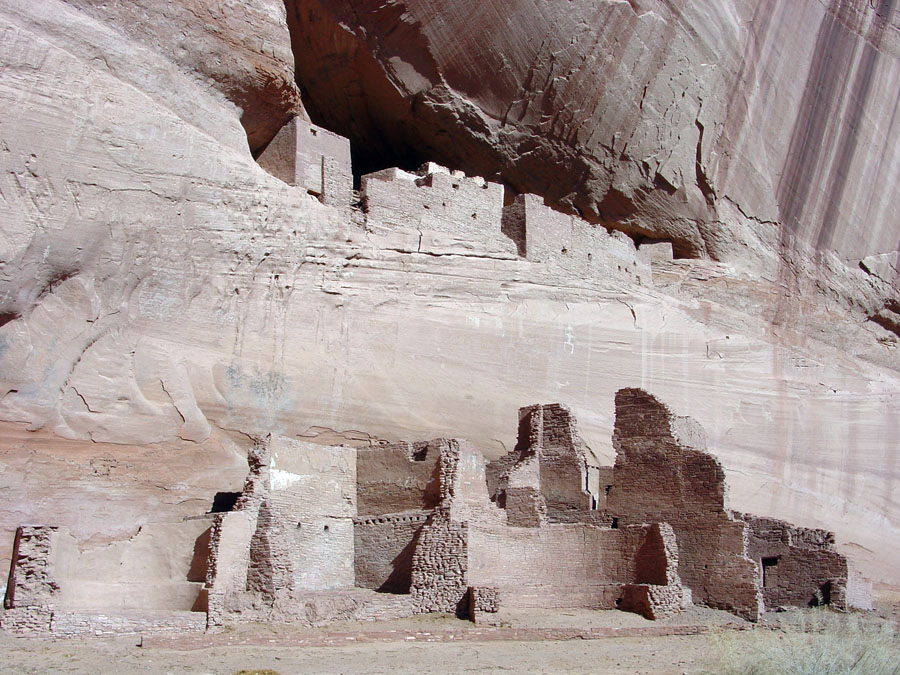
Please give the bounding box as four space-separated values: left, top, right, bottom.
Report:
1 388 871 635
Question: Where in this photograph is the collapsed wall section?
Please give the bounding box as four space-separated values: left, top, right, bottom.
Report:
739 514 855 611
410 435 683 619
489 403 607 524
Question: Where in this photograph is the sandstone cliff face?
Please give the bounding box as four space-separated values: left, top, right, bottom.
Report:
0 0 899 599
287 0 900 262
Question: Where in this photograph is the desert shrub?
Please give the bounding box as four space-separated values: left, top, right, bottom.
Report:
707 609 900 675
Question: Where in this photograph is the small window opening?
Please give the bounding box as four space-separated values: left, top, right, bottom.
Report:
762 556 779 588
209 491 241 513
323 524 330 532
604 485 613 496
611 517 619 529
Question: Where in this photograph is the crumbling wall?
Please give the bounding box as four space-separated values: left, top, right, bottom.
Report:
490 404 598 522
409 438 498 614
361 163 518 258
410 511 469 614
503 193 650 284
256 116 352 206
607 387 762 620
740 514 851 610
353 511 429 593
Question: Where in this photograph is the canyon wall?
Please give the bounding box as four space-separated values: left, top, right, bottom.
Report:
0 0 898 601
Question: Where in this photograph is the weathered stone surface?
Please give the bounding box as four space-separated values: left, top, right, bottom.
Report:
286 0 900 264
0 0 898 614
62 0 305 152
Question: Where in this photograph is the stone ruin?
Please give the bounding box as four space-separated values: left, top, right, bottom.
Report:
1 388 871 636
253 115 658 286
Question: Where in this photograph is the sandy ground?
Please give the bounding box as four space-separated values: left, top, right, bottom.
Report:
2 602 897 675
0 607 740 675
0 630 719 675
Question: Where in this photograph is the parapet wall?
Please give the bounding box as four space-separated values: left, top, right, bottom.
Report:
503 193 651 285
361 164 517 258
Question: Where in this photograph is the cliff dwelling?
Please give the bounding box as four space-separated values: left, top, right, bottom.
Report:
2 5 900 667
2 388 871 636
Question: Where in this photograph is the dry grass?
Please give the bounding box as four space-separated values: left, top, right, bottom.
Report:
707 609 900 675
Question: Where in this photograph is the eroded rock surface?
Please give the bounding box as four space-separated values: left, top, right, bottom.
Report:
0 0 898 609
287 0 900 262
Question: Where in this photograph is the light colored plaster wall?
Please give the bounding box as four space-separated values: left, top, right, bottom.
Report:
266 437 356 590
466 523 644 608
361 164 517 258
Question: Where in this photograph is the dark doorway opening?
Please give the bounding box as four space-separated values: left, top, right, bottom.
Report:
761 556 779 588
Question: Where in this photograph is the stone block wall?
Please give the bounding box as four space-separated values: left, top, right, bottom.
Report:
353 511 430 593
740 514 850 610
503 193 650 284
3 526 59 610
607 387 762 620
256 116 352 206
361 163 518 258
410 510 469 614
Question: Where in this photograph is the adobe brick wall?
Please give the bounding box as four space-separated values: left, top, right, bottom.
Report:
607 387 762 620
353 511 430 593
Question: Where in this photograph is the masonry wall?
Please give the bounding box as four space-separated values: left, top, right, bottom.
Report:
354 511 429 593
505 193 650 284
466 523 647 609
607 388 762 620
256 116 352 206
361 164 518 258
260 436 357 591
741 514 849 610
356 441 441 517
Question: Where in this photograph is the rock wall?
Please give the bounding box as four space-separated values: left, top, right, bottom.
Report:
0 0 898 602
285 0 900 262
